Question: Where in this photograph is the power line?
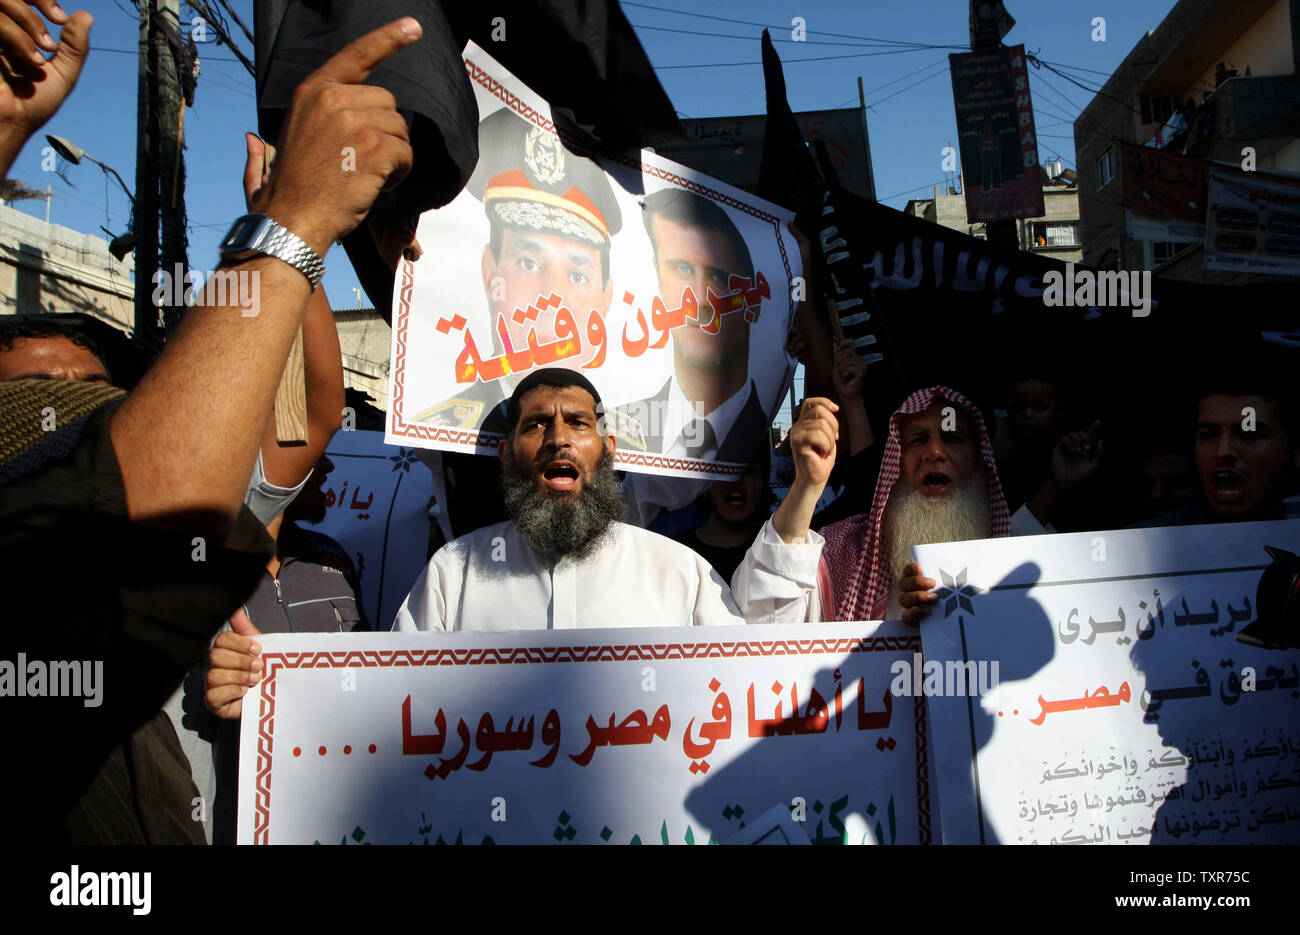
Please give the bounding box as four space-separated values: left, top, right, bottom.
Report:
878 178 955 202
1032 71 1123 142
628 21 934 50
1031 55 1148 121
814 57 954 112
655 46 949 70
864 56 952 96
6 169 132 226
864 64 949 109
197 70 254 98
183 0 254 74
91 44 243 63
622 1 966 49
211 0 254 48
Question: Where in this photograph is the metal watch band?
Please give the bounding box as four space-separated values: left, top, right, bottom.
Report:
254 218 325 289
220 214 325 289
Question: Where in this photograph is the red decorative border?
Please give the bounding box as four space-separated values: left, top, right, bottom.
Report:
251 634 929 845
388 57 795 475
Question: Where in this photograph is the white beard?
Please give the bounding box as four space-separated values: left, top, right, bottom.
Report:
883 472 992 591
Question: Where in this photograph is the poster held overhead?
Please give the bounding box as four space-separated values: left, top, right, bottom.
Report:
386 44 798 481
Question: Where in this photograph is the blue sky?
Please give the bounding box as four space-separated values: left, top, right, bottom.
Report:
10 0 1174 310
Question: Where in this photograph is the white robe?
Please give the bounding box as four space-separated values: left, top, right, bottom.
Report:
731 505 1051 624
395 520 747 631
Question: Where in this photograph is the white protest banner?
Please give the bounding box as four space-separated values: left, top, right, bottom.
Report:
1204 168 1300 276
236 622 933 845
386 43 798 480
914 520 1300 845
312 431 432 631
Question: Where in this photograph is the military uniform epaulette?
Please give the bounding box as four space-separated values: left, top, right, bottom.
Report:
602 405 648 451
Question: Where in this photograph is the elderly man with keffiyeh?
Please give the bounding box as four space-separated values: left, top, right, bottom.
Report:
733 386 1052 624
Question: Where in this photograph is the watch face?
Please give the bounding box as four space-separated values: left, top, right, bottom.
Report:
221 215 265 251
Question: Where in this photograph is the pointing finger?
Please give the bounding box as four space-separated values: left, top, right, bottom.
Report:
311 16 421 87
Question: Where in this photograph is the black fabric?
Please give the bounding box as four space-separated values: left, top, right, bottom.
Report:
814 441 884 533
2 393 273 843
442 449 509 538
255 1 683 316
62 711 206 845
671 528 756 587
256 1 478 223
755 29 825 234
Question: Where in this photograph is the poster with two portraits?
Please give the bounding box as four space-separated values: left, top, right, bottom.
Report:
386 43 798 480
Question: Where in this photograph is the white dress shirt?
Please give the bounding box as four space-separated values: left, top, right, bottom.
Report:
395 520 747 631
619 379 755 528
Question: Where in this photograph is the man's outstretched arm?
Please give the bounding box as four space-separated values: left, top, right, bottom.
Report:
110 17 422 537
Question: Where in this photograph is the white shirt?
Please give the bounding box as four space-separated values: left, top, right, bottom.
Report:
660 377 751 460
618 380 755 528
730 519 827 624
731 505 1050 624
394 520 747 631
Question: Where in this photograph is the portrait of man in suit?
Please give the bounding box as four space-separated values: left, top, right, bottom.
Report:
615 188 769 464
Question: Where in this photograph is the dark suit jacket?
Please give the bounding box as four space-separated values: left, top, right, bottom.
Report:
612 377 770 464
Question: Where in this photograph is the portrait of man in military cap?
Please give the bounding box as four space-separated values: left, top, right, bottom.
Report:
413 108 623 435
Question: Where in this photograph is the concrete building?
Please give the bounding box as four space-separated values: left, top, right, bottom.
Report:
903 168 1083 263
1074 0 1300 283
0 201 155 383
334 306 391 413
0 201 133 326
0 201 395 403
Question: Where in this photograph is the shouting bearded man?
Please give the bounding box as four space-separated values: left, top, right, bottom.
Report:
733 386 1048 624
395 367 747 630
204 369 746 708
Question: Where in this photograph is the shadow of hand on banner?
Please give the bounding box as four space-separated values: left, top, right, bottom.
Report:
685 561 1056 846
1129 578 1300 845
938 560 1055 845
682 655 918 846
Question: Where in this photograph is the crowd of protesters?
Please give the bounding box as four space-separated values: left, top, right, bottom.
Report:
2 4 1296 845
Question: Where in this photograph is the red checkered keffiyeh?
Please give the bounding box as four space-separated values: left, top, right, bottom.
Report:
818 386 1011 621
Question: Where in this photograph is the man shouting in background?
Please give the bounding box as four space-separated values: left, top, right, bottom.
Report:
733 386 1053 623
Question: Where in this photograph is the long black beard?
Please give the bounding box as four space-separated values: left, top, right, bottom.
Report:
501 448 625 559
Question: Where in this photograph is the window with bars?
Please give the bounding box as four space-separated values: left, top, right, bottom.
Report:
1028 221 1081 249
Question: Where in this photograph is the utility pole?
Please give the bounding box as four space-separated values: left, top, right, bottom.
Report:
132 0 160 349
155 0 189 336
131 0 190 347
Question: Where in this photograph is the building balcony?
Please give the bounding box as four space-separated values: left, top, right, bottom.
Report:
1203 74 1300 148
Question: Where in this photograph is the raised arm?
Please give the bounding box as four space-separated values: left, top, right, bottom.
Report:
241 133 347 489
110 17 421 536
0 3 91 178
772 397 839 544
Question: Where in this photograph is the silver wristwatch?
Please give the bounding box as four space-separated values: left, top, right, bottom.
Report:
218 214 324 288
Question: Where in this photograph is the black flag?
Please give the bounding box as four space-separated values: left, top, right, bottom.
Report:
255 2 683 316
